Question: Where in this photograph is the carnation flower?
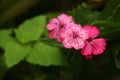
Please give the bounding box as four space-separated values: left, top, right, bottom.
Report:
61 23 88 50
47 13 73 42
47 13 107 60
81 25 106 59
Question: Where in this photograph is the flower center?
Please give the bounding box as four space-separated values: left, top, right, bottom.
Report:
73 33 78 38
59 24 64 29
87 38 93 44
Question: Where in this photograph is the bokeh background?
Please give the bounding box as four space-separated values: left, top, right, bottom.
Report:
0 0 120 80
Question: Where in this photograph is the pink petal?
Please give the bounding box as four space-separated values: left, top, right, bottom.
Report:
92 38 106 55
84 25 100 38
60 28 72 39
72 39 85 50
78 28 88 41
60 23 81 39
84 55 93 59
81 42 92 56
47 13 75 43
47 18 59 30
57 13 73 24
70 24 86 40
56 32 62 42
62 37 73 48
48 29 62 42
48 29 58 39
61 23 87 50
71 23 82 29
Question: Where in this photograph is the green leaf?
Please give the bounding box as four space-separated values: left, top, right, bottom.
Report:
26 42 67 66
68 5 100 25
91 4 120 42
112 42 120 70
40 38 63 48
109 4 120 22
0 29 11 34
98 0 120 20
15 15 46 43
4 40 31 68
0 55 7 80
0 29 13 48
92 20 120 42
46 12 60 23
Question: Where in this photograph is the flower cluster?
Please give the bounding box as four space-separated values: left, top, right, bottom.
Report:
47 13 106 59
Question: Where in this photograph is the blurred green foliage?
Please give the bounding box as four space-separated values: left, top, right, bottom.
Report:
0 0 120 80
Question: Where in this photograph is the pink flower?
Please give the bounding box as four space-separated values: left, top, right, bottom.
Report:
47 13 73 42
61 23 88 50
81 25 106 59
